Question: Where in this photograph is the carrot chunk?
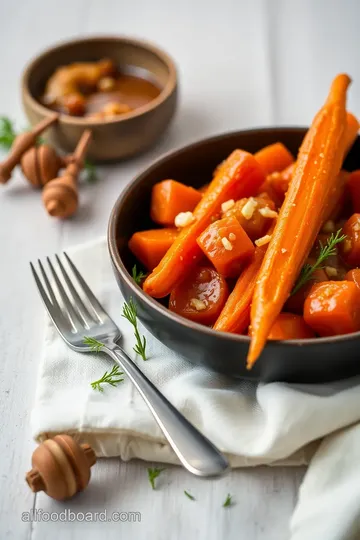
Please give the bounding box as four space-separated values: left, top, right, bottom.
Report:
345 268 360 289
129 228 178 271
340 213 360 266
304 281 360 336
348 171 360 213
197 215 254 278
267 313 315 340
248 74 351 368
150 179 202 226
285 263 328 314
143 150 265 298
255 143 294 176
169 266 229 326
222 194 276 241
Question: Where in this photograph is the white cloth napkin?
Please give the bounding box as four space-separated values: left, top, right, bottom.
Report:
32 238 360 539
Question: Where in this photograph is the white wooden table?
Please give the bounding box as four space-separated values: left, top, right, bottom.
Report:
1 1 359 538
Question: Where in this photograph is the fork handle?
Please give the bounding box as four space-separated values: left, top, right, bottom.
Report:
104 343 229 477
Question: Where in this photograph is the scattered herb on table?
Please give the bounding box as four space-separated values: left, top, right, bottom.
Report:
132 264 147 285
84 336 105 353
84 159 98 183
91 364 124 392
184 490 195 501
223 493 233 507
291 229 347 295
122 297 147 360
147 467 166 490
0 117 17 149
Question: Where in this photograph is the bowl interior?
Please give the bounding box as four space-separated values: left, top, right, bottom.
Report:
24 37 172 112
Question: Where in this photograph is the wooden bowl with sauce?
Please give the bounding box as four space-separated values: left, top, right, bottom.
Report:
21 36 178 161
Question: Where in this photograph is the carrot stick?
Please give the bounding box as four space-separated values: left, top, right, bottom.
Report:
247 74 351 368
255 143 294 176
143 150 265 298
213 244 266 334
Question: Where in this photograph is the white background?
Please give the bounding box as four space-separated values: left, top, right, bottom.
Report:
1 0 359 538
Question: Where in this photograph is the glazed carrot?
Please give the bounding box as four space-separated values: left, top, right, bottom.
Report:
222 193 276 241
255 143 294 176
247 74 351 368
340 213 360 266
129 228 179 271
213 244 266 334
345 268 360 289
267 313 315 340
143 150 265 298
151 180 202 226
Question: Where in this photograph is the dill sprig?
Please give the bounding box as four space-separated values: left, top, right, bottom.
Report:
132 264 147 285
223 493 233 507
0 117 17 149
184 490 195 501
291 229 347 295
147 467 165 489
84 336 105 353
91 364 124 392
122 298 147 360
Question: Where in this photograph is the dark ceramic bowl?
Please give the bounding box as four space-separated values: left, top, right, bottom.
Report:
108 128 360 383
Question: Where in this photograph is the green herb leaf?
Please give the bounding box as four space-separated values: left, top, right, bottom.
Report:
84 336 105 353
147 467 165 489
184 490 195 501
223 493 233 507
122 298 147 360
84 159 98 183
0 117 17 149
91 364 124 392
132 264 147 285
291 229 347 295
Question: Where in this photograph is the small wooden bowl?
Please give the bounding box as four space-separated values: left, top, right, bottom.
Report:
21 36 178 161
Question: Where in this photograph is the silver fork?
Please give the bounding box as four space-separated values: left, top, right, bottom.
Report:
30 252 229 477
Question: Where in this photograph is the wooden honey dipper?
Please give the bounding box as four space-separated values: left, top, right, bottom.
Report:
26 434 96 501
42 129 92 218
0 113 59 184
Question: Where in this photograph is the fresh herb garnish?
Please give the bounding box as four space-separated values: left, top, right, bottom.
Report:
122 298 147 360
147 467 165 489
291 229 347 295
223 493 233 507
84 336 105 352
0 117 17 149
184 490 195 501
84 159 98 183
132 264 147 285
91 364 124 392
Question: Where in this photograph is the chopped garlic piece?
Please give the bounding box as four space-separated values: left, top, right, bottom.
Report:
259 207 278 219
221 237 233 250
322 220 335 233
241 197 257 220
221 199 235 213
325 266 338 277
190 298 207 311
228 232 236 241
174 211 195 228
281 248 287 254
255 234 272 247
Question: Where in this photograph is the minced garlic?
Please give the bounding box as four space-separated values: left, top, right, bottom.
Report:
281 248 287 254
221 237 233 251
241 197 257 220
259 207 278 219
228 232 236 241
325 266 338 278
221 199 235 213
175 211 195 228
255 234 272 247
190 298 207 311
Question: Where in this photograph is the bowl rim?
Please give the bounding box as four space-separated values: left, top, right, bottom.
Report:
108 126 360 348
21 34 177 126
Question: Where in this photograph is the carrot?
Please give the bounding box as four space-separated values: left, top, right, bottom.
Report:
169 266 229 326
151 179 202 226
304 281 360 336
255 143 294 176
213 244 266 334
129 228 179 271
267 313 315 340
340 213 360 266
143 150 265 298
345 268 360 289
247 74 351 368
222 193 276 241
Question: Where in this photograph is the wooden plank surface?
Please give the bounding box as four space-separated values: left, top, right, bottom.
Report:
0 0 358 538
